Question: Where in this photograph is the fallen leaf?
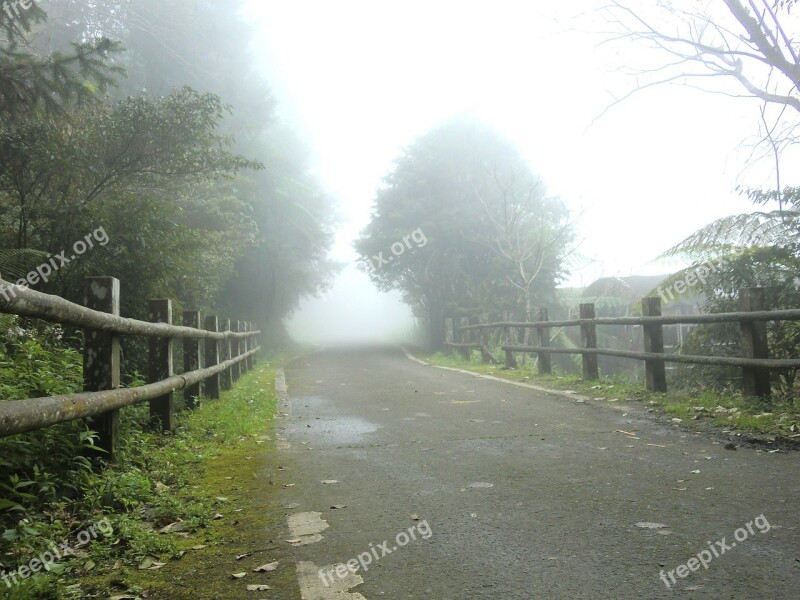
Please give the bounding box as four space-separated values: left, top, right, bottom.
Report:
231 572 247 579
246 584 272 591
191 545 207 551
411 514 420 521
138 557 156 570
321 480 338 485
285 538 302 545
158 521 183 534
254 561 279 572
213 513 224 520
330 504 347 510
635 522 669 530
236 553 252 560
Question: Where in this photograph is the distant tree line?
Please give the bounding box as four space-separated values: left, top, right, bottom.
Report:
0 0 337 364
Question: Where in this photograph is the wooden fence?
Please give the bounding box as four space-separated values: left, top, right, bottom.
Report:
0 276 260 458
445 288 800 397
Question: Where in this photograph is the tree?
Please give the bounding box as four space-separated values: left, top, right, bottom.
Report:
29 0 338 341
356 117 573 348
601 0 800 172
472 165 575 346
0 88 261 320
0 4 121 120
653 188 800 394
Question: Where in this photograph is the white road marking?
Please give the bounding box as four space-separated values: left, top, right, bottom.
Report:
296 561 366 599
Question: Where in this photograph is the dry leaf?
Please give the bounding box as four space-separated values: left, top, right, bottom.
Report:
246 584 272 591
411 514 420 521
191 545 207 551
254 561 279 572
330 504 347 510
231 572 247 579
635 522 669 530
236 553 252 560
321 480 338 485
213 513 224 520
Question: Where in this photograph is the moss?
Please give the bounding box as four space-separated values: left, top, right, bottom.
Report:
1 358 302 600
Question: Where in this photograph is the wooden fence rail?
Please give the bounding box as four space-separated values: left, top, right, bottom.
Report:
0 277 260 458
445 288 800 397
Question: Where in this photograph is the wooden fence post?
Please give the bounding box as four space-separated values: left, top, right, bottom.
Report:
536 308 552 375
459 317 471 360
445 318 454 349
479 314 497 363
83 277 121 458
642 297 667 392
240 321 248 374
220 319 232 391
740 287 771 397
204 315 220 399
231 320 241 382
580 303 599 380
149 299 175 430
247 322 255 371
503 311 517 369
183 311 202 408
240 322 248 375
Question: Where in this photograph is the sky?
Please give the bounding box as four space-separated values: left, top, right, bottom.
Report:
243 0 795 343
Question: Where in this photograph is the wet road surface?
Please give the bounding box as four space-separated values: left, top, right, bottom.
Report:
275 346 800 599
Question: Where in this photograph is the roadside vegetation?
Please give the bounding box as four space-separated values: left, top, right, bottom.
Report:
423 350 800 442
0 316 292 599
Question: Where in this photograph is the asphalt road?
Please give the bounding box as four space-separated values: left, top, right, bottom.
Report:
275 346 799 599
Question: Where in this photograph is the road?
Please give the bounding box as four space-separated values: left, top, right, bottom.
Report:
274 346 799 599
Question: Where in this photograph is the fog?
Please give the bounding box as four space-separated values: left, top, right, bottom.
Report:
242 0 799 345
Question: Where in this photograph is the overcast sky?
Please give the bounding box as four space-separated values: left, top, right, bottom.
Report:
244 0 794 342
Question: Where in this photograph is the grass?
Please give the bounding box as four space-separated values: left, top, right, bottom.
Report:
422 350 800 440
1 355 301 600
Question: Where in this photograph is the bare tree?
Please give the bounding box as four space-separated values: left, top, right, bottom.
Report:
599 0 800 176
473 167 575 348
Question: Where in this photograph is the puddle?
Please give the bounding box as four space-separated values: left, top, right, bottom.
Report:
289 398 381 445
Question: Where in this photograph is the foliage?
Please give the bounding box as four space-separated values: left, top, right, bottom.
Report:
355 116 573 348
0 316 96 517
0 353 283 599
655 189 800 396
0 4 122 121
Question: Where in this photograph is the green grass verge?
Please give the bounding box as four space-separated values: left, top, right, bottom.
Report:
422 351 799 440
1 355 301 600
